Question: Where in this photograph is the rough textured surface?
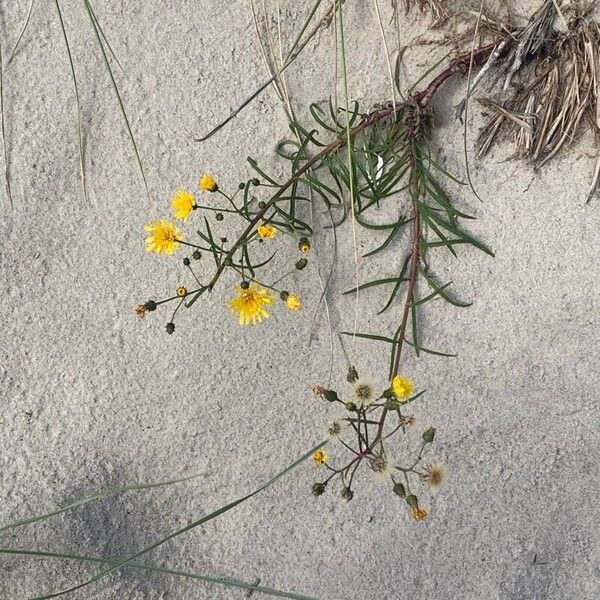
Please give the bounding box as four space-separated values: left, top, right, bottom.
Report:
1 1 599 599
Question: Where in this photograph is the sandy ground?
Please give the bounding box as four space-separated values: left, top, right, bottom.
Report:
1 1 599 599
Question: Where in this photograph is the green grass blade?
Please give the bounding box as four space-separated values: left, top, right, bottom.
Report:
0 473 204 534
83 0 150 200
85 1 126 73
29 441 327 599
54 0 88 203
8 0 35 64
0 35 13 207
0 548 320 600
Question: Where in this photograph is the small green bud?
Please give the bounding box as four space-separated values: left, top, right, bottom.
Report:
239 182 246 190
258 201 266 209
251 178 260 187
280 291 290 301
382 387 394 399
323 389 339 403
240 281 250 289
216 212 224 221
144 300 157 311
385 397 400 410
183 257 190 266
422 427 436 443
346 365 359 383
311 482 326 497
393 482 406 498
192 250 201 260
165 322 175 334
345 401 357 412
295 258 308 270
341 487 354 502
406 494 418 508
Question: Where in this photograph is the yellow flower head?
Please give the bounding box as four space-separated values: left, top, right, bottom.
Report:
176 286 187 297
391 375 413 401
411 506 429 521
313 449 328 465
229 283 273 325
298 237 311 253
199 173 218 192
257 224 277 239
144 219 183 255
286 293 301 311
171 189 196 221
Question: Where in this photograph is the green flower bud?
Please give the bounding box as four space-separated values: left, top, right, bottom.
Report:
216 212 224 221
280 291 290 301
144 300 157 311
311 482 326 497
239 182 246 190
406 494 418 508
422 427 436 443
183 257 190 266
192 250 201 260
385 397 400 410
341 487 354 501
251 178 260 187
258 201 266 209
346 365 359 383
323 389 339 403
393 482 406 498
165 322 175 334
345 401 357 412
295 258 308 270
240 281 250 289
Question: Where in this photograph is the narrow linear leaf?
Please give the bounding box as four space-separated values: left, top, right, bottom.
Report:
83 0 150 200
29 442 327 599
0 548 320 600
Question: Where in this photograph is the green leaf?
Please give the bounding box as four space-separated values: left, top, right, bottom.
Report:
28 442 328 599
419 268 472 307
0 548 320 600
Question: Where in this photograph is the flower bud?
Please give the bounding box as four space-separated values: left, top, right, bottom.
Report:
166 322 175 334
345 401 357 412
251 178 260 187
280 291 290 301
144 300 157 311
240 281 250 289
183 257 190 266
346 365 359 383
385 397 400 410
298 237 311 253
239 182 246 190
295 258 308 270
192 250 201 260
311 482 326 497
323 389 339 403
393 482 406 498
406 494 418 508
341 487 354 502
422 427 436 443
216 212 224 221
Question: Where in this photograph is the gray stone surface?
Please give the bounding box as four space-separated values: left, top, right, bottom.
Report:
1 1 599 599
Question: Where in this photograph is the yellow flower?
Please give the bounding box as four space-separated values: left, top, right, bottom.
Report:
176 286 187 297
391 375 413 401
313 449 328 465
171 189 196 221
144 219 183 255
411 506 429 521
229 283 273 325
286 293 301 311
257 224 277 239
199 173 218 192
298 237 311 253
